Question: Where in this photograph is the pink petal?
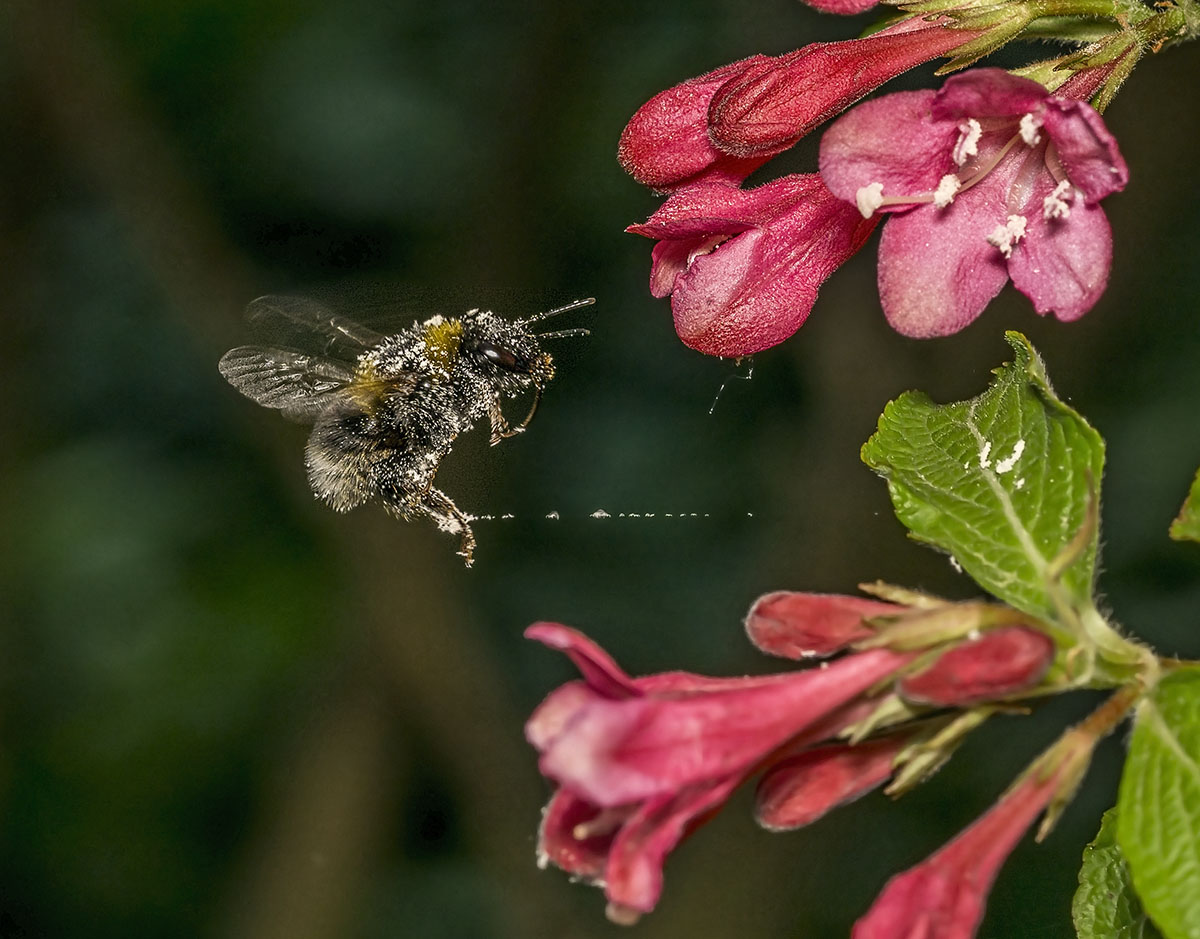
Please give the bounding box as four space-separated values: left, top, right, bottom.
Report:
668 175 876 355
745 591 901 659
755 736 903 831
525 622 641 699
537 788 620 881
604 776 743 919
853 760 1068 939
819 89 955 204
875 179 1010 337
527 681 603 752
930 68 1048 122
898 627 1055 706
537 648 909 806
617 56 775 190
1041 99 1129 201
1008 201 1112 321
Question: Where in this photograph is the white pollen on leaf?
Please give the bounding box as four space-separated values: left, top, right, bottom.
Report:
979 440 992 469
953 118 982 166
986 215 1027 258
1019 113 1043 146
1015 477 1026 490
933 174 961 208
995 439 1025 474
856 182 885 218
591 509 611 519
1043 180 1073 220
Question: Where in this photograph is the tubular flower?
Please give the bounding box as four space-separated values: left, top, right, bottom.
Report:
618 19 982 190
525 591 1059 923
526 621 910 921
625 174 877 356
852 719 1103 939
819 68 1129 337
709 20 983 160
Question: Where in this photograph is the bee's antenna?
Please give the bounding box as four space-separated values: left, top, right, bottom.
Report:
521 297 595 326
536 327 591 340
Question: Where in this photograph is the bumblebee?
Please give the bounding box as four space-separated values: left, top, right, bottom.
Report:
219 294 592 565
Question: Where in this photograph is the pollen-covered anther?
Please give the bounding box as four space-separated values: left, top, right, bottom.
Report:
856 182 885 218
986 214 1027 258
952 118 982 166
1043 180 1073 220
1019 113 1043 147
932 174 961 208
686 234 728 267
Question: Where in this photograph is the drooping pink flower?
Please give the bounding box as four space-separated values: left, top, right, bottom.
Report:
618 19 983 191
525 621 911 921
625 174 877 356
819 68 1129 337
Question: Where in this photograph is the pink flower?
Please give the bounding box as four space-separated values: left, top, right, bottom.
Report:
819 68 1129 337
709 20 981 160
525 621 910 921
617 56 778 190
852 727 1097 939
625 174 877 356
798 0 880 14
525 595 1059 923
618 20 981 191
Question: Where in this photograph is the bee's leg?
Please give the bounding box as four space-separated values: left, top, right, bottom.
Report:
419 487 478 566
487 384 543 446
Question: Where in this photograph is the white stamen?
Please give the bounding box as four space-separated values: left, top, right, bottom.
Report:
952 118 982 166
986 215 1028 258
1043 180 1073 220
933 174 961 208
1019 113 1043 147
855 182 885 218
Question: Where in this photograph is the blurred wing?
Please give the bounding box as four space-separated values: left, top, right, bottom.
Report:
244 295 386 359
219 345 356 420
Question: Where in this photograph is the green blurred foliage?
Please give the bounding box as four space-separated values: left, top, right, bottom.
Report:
1 1 1199 938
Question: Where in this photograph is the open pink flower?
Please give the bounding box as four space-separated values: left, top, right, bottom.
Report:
626 174 877 356
820 68 1129 337
525 621 910 921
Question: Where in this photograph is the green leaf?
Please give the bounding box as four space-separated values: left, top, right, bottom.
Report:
861 332 1104 620
1169 467 1200 543
1074 808 1157 938
1117 667 1200 939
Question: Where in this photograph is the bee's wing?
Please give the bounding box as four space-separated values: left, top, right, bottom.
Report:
219 345 356 420
244 295 386 359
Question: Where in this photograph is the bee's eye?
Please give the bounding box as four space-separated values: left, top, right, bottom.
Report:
473 340 530 373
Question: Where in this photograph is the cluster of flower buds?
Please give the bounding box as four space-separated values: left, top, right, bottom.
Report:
616 0 1179 354
524 587 1127 930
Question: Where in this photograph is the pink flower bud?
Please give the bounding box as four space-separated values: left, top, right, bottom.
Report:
746 591 903 659
898 626 1055 706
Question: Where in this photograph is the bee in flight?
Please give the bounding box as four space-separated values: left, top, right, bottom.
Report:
218 294 592 565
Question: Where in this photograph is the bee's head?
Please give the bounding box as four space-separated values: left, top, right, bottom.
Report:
460 311 554 386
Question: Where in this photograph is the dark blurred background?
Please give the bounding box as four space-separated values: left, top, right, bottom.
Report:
2 1 1198 937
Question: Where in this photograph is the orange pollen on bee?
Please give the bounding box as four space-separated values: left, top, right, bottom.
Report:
423 317 464 373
